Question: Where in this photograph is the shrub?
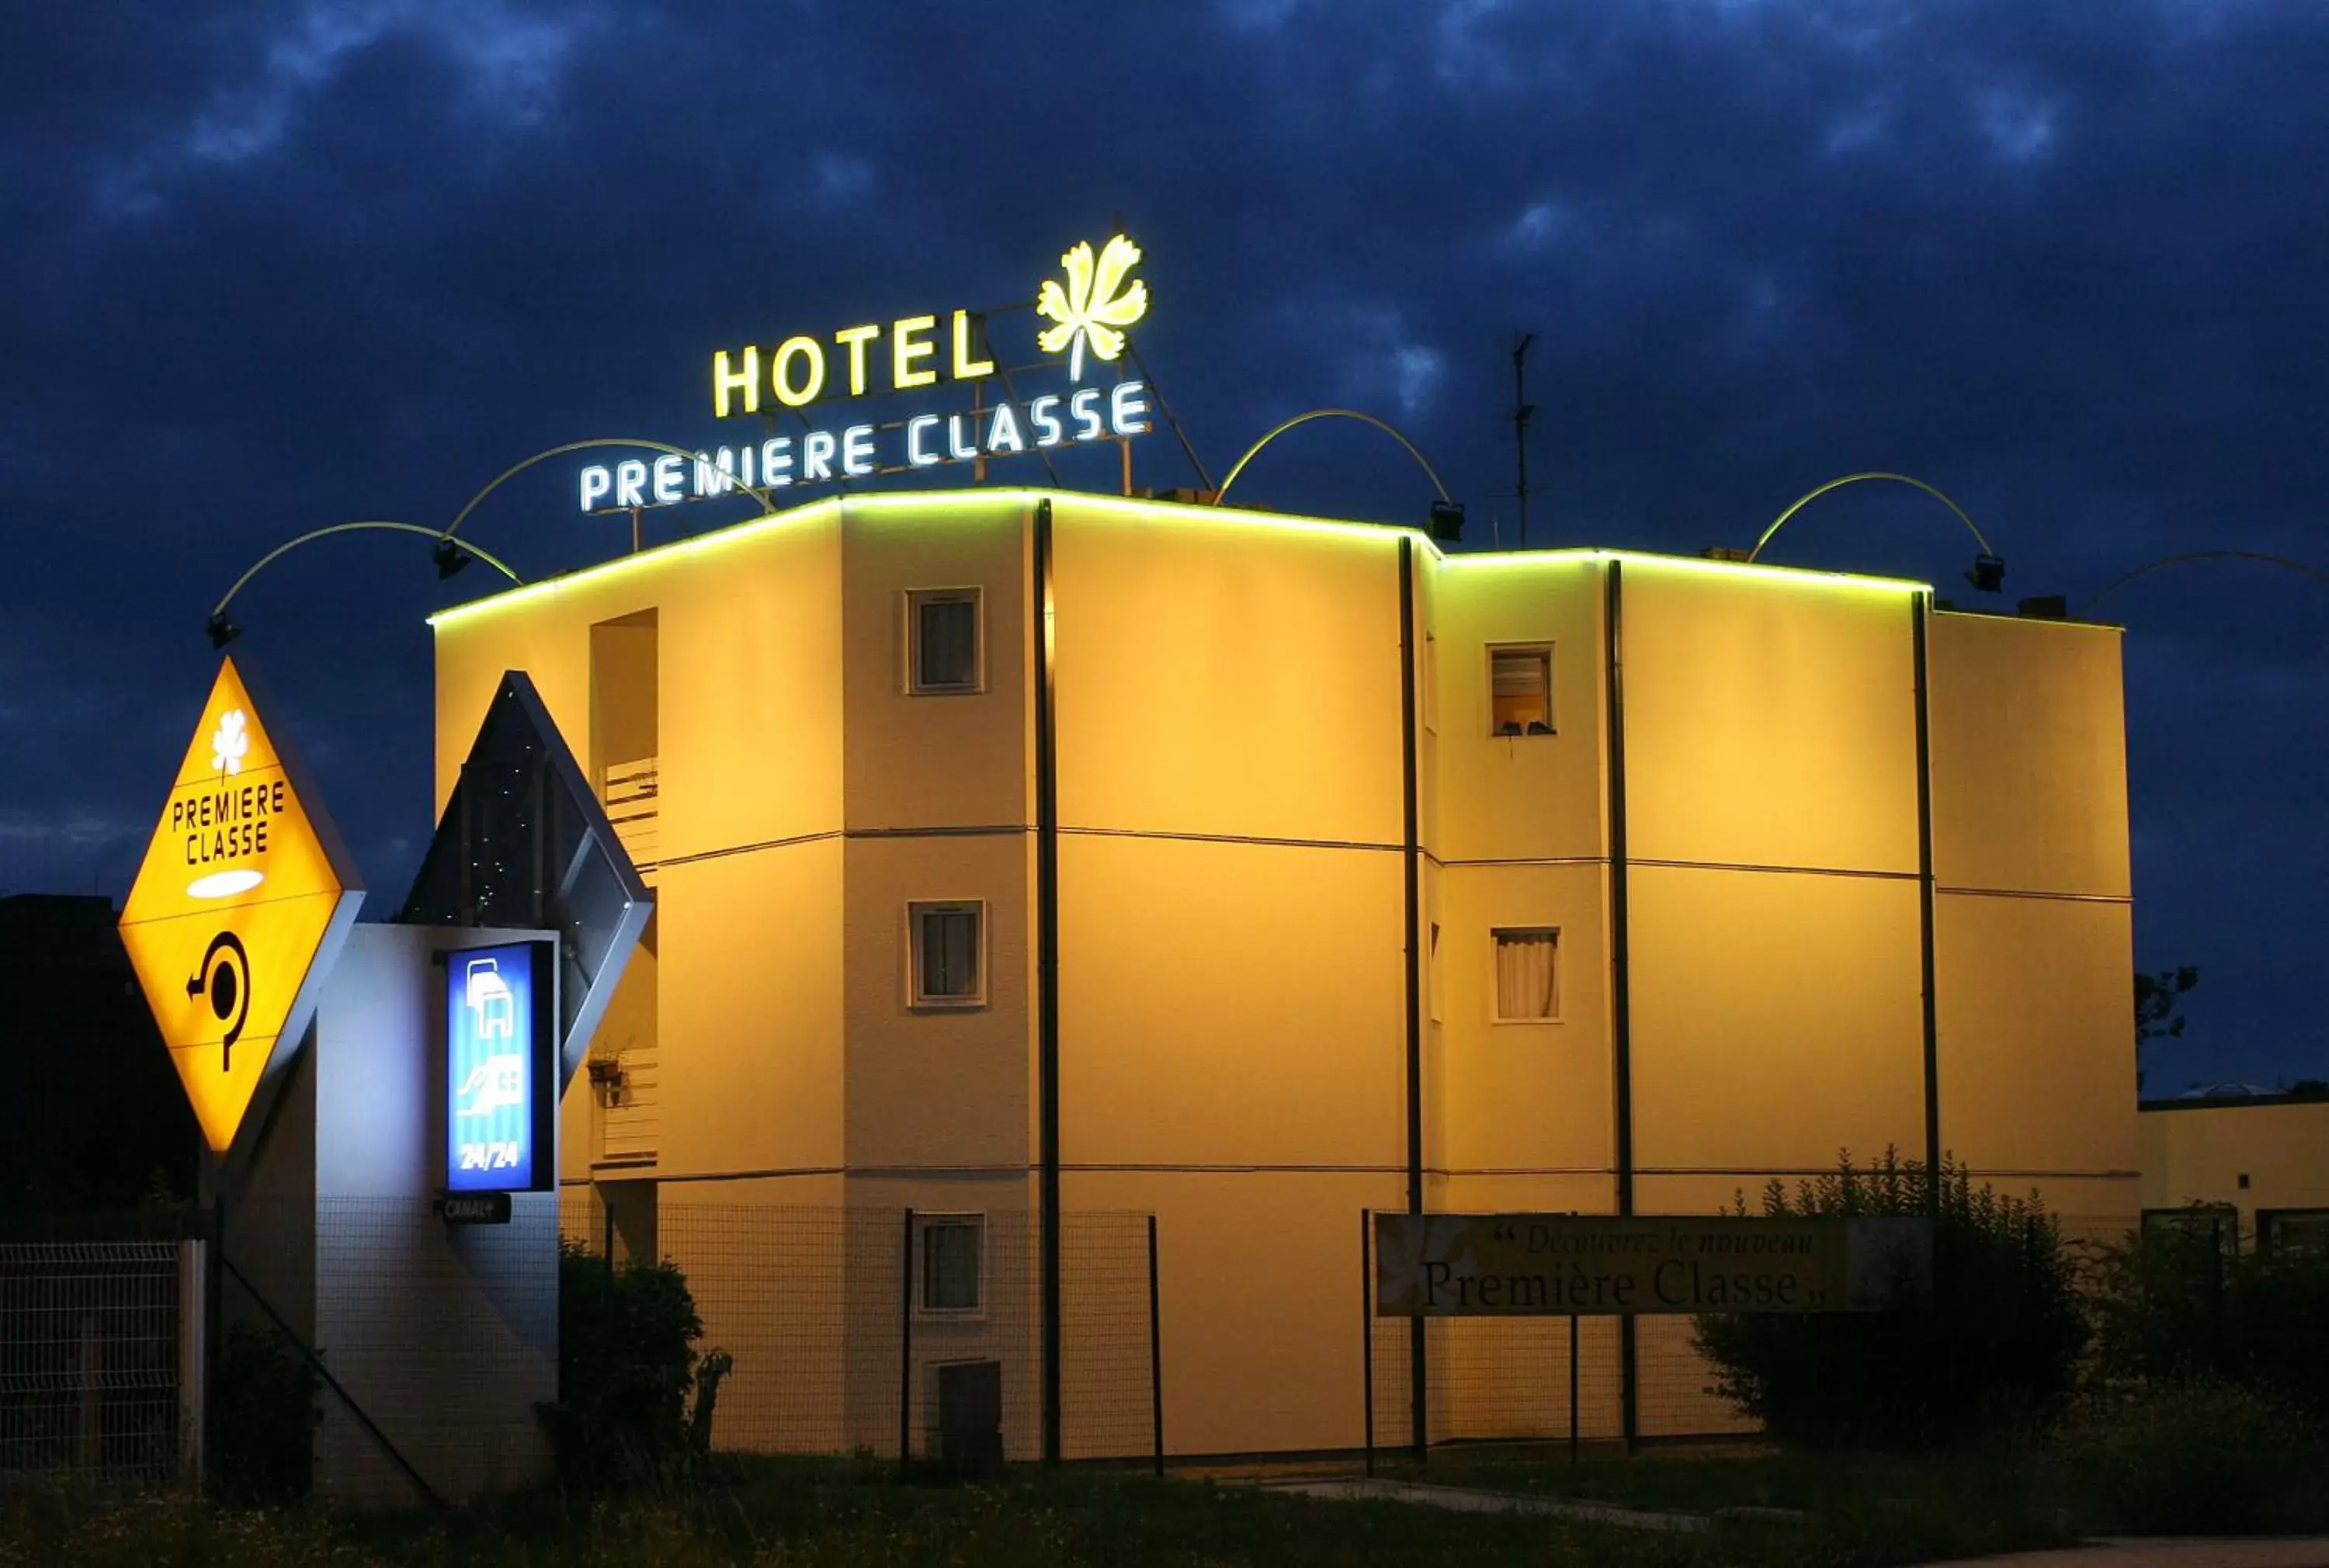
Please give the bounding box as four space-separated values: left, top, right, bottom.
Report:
2086 1214 2329 1421
540 1238 729 1488
2053 1378 2317 1534
1694 1150 2087 1447
208 1322 318 1505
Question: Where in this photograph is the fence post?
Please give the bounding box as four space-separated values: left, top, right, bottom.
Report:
1147 1215 1164 1477
1359 1209 1374 1478
178 1239 207 1490
75 1313 100 1473
897 1208 915 1478
1567 1313 1579 1469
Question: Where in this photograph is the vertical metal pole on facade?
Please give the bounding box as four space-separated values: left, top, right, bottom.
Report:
1397 539 1428 1466
1568 1313 1580 1469
1359 1209 1376 1478
899 1208 915 1478
178 1240 207 1489
1147 1215 1164 1477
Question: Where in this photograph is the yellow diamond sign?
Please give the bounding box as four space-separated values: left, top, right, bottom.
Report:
119 657 363 1154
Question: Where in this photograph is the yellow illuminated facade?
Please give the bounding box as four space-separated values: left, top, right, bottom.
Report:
120 656 363 1153
429 488 2137 1457
2140 1096 2329 1243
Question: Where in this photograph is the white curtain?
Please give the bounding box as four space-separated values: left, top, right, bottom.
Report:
1495 930 1558 1020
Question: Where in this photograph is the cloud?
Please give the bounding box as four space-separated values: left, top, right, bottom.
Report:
6 0 2329 1074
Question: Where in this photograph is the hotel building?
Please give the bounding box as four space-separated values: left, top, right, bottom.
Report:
429 487 2137 1458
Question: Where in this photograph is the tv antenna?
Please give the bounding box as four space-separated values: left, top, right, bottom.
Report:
1512 331 1537 547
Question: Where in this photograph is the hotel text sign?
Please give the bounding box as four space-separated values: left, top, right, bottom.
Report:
579 233 1155 512
1373 1213 1932 1317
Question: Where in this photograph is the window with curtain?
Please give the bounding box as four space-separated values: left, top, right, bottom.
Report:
920 1216 983 1313
1493 928 1560 1021
911 901 983 1006
911 590 980 692
1490 645 1553 735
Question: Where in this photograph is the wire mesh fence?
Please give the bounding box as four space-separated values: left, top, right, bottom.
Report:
557 1196 1159 1466
1360 1210 2148 1452
0 1240 193 1485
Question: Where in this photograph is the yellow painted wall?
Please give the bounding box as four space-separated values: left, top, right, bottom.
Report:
1622 561 1920 875
1930 612 2129 899
2140 1101 2329 1229
1928 610 2136 1225
1050 498 1406 845
1428 555 1606 865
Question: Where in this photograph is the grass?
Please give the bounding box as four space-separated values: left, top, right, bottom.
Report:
0 1451 2091 1568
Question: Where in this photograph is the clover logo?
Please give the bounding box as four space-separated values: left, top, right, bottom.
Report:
1036 234 1149 383
210 708 249 775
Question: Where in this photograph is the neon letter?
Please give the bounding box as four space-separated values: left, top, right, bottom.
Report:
835 324 880 396
614 460 647 507
841 423 876 477
578 466 612 512
1070 387 1104 442
947 414 977 460
713 346 760 417
803 430 837 480
692 450 735 496
1109 380 1152 435
906 415 942 467
772 335 827 407
952 310 994 380
985 401 1025 454
652 454 686 504
1029 395 1064 447
761 437 795 487
893 314 936 389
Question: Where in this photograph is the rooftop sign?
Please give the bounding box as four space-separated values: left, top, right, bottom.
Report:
578 233 1156 513
119 657 363 1153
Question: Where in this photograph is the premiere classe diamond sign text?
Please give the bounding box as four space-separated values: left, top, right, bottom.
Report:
117 657 363 1153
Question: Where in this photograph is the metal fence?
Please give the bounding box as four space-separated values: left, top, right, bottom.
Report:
0 1240 200 1486
559 1199 1162 1468
1362 1212 2145 1459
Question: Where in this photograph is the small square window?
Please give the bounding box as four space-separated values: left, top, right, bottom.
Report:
909 590 981 694
919 1215 984 1313
1490 646 1553 736
1492 928 1560 1022
910 900 984 1008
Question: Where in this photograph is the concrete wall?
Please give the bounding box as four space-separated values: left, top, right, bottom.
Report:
228 923 558 1507
2140 1100 2329 1233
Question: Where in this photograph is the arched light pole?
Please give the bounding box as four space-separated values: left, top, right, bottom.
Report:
207 522 523 648
442 436 776 538
1749 471 2004 591
2081 550 2329 619
1213 408 1463 537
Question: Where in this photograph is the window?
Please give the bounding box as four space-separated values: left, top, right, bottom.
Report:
1490 646 1553 736
2140 1205 2239 1254
918 1215 984 1313
909 589 981 693
2260 1210 2329 1259
1492 928 1560 1022
910 900 984 1007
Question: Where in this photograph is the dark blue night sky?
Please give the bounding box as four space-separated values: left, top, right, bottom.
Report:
5 2 2325 1093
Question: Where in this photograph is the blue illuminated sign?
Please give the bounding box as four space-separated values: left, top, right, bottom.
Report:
444 941 553 1193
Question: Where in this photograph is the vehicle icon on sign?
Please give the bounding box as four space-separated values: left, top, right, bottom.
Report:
463 958 514 1041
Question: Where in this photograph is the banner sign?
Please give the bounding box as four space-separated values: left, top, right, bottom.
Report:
1373 1212 1932 1317
444 940 555 1193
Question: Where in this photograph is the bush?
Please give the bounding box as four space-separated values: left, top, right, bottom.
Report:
2086 1215 2329 1421
540 1238 729 1488
1694 1150 2087 1447
2053 1378 2318 1535
207 1322 318 1505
